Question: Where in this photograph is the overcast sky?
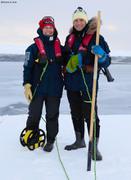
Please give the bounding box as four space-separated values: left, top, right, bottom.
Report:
0 0 130 55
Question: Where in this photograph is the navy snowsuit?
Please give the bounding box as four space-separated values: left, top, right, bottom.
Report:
23 29 64 143
23 29 63 98
64 27 111 138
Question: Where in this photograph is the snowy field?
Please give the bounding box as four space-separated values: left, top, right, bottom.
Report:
0 59 131 180
0 114 131 180
0 115 131 180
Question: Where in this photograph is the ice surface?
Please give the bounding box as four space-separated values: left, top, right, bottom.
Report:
0 61 131 115
0 114 131 180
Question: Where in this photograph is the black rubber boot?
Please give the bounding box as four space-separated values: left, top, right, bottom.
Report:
92 138 102 161
43 142 54 152
64 132 86 151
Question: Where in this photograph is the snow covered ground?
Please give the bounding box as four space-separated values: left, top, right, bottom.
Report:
0 114 131 180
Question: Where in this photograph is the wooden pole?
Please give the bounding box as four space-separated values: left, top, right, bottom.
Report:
87 11 101 171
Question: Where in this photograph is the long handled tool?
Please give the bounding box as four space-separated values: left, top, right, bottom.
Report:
87 11 101 171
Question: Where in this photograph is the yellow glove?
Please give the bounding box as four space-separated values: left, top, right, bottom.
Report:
24 83 32 103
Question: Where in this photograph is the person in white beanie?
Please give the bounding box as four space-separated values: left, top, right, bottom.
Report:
63 7 111 161
72 6 88 23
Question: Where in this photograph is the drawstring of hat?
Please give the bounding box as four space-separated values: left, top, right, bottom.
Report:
80 68 97 180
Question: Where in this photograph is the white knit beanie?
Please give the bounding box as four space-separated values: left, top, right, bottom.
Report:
72 7 88 23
